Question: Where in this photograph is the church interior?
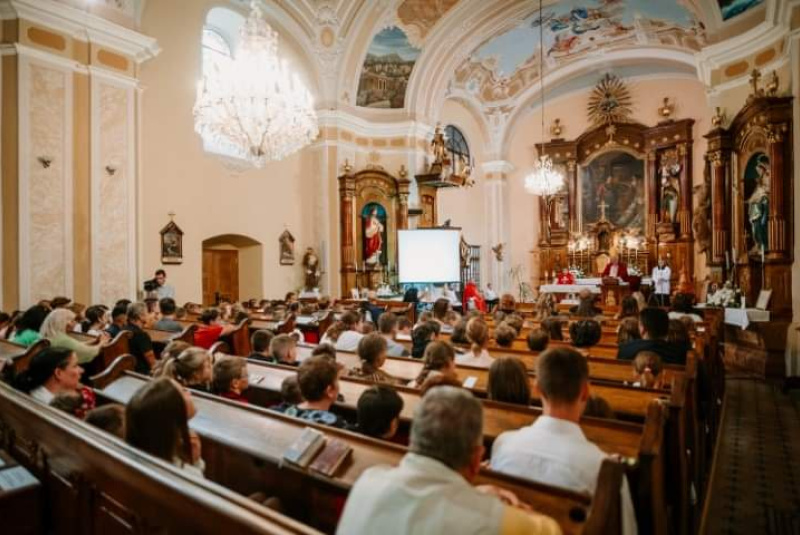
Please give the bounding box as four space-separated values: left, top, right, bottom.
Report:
0 0 799 533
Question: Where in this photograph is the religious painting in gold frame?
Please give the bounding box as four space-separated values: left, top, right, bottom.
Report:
579 150 645 232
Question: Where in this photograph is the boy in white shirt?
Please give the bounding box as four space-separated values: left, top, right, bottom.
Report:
490 347 638 535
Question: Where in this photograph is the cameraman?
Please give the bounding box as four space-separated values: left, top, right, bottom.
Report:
145 269 175 300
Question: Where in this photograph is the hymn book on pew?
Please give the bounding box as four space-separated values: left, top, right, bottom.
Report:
309 439 353 478
283 428 326 468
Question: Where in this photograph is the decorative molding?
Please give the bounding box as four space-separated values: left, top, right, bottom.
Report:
0 0 160 62
481 160 514 175
317 109 434 140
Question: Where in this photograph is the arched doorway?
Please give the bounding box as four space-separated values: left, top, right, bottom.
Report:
202 234 263 305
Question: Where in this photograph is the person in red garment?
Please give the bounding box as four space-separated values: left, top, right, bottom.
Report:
601 254 629 282
364 207 384 266
556 267 575 285
462 280 486 312
194 308 237 349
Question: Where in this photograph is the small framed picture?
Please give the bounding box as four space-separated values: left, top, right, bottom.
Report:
755 289 772 311
160 220 184 265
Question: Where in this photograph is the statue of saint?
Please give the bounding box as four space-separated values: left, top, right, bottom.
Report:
430 125 447 166
302 248 321 290
747 159 770 254
364 207 384 265
659 161 681 223
693 173 712 255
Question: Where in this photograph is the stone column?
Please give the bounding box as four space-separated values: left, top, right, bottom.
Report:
482 160 513 293
339 173 356 295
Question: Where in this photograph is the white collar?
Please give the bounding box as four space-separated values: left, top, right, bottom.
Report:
529 415 588 441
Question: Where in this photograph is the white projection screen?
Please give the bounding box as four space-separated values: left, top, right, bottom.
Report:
398 229 461 284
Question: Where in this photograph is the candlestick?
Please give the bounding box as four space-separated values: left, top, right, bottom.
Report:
725 251 730 271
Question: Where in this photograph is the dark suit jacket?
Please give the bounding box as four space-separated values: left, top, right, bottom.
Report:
617 339 688 366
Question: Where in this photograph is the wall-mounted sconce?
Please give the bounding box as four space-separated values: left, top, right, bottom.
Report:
37 156 52 168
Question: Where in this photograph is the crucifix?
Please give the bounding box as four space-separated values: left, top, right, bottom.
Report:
598 199 609 221
749 69 762 97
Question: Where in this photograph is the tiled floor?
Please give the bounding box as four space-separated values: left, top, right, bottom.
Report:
702 379 800 534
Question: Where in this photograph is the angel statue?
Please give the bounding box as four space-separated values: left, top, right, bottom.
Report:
302 247 321 291
747 157 770 254
659 160 681 223
430 124 447 167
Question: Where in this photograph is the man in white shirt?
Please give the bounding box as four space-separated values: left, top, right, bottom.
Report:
490 347 638 535
334 310 364 352
337 387 561 535
651 258 671 307
153 269 176 300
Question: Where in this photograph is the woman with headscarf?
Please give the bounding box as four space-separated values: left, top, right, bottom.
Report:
462 280 486 312
40 309 109 364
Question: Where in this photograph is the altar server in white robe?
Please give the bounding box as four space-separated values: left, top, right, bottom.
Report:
490 347 638 535
651 258 671 307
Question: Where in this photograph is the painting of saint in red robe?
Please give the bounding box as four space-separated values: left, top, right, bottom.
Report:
363 203 386 266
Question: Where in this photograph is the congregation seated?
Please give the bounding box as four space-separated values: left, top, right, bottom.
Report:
10 304 49 346
355 385 404 440
269 334 299 366
570 289 603 318
667 318 692 348
81 305 109 336
487 357 530 406
154 297 183 332
162 340 190 360
668 293 703 323
271 375 303 413
125 302 157 373
333 311 364 352
194 308 237 349
617 317 641 345
540 317 564 341
320 320 345 346
248 329 275 361
378 312 410 357
615 296 640 321
617 307 688 365
86 403 126 438
337 386 561 535
397 317 412 337
503 314 524 336
583 395 614 419
458 318 493 367
105 303 129 337
526 329 549 352
450 318 469 345
41 308 107 364
212 356 250 404
490 347 637 535
348 333 403 385
631 351 663 389
361 321 376 334
50 390 94 419
125 376 206 477
153 347 213 391
569 319 601 348
270 355 351 429
493 322 517 349
412 340 458 388
432 297 451 327
14 347 95 410
411 321 437 358
499 293 516 313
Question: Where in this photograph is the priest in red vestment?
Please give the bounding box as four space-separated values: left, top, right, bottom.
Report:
462 280 486 312
557 268 575 285
601 255 629 282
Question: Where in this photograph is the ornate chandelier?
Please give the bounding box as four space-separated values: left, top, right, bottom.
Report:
524 0 564 196
193 2 318 167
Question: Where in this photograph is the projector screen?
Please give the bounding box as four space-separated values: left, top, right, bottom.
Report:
398 229 461 284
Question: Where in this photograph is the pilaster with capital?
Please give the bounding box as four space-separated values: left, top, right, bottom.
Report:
767 123 788 258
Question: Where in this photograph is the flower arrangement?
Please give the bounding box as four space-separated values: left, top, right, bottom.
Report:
568 266 585 279
706 282 743 308
628 265 643 277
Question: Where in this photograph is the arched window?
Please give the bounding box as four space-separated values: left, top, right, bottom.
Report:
202 28 231 75
445 125 471 168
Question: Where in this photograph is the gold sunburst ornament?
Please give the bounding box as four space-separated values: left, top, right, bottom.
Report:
587 73 632 126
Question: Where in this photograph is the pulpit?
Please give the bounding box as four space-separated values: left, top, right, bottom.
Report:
601 277 629 307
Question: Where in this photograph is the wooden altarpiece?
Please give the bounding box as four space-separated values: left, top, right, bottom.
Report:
536 117 695 286
704 94 793 318
338 167 411 295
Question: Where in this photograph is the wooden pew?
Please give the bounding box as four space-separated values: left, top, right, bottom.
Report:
144 324 197 357
0 380 318 535
95 369 623 535
69 330 132 376
173 318 253 356
0 338 50 374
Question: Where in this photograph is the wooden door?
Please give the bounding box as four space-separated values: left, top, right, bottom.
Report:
202 249 239 305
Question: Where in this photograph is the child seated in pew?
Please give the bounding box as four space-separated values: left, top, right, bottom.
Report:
411 322 438 359
153 347 213 392
583 395 614 419
9 305 47 346
268 334 299 366
50 390 95 419
492 322 517 350
270 356 352 429
154 298 182 333
348 333 404 385
247 329 275 362
526 329 549 352
411 340 458 389
378 312 410 357
86 404 126 438
458 318 494 367
81 305 109 336
490 347 638 535
487 357 530 406
361 321 377 335
631 351 664 389
396 317 412 338
194 308 238 350
126 377 206 478
334 311 365 352
320 320 346 346
667 318 691 349
569 319 601 348
540 317 564 341
270 376 303 413
450 318 469 345
212 356 250 404
504 314 525 336
356 385 404 440
617 318 641 345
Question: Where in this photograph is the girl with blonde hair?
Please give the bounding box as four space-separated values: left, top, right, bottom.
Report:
153 347 213 391
456 318 494 367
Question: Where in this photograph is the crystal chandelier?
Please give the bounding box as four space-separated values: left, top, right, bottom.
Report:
193 2 318 167
524 0 564 196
